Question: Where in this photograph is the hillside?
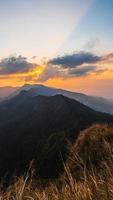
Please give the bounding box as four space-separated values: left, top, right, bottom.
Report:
67 124 113 179
0 86 18 98
0 91 113 180
1 125 113 200
2 84 113 115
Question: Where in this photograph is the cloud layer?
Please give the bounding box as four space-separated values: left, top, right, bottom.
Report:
39 51 107 81
38 51 113 81
0 55 38 75
0 52 113 82
48 52 101 68
68 65 97 76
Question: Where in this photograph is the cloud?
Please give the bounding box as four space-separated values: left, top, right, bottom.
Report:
38 64 61 82
32 56 37 59
38 64 98 81
38 51 113 82
0 55 38 75
38 52 103 81
84 38 100 50
102 53 113 63
68 65 97 77
1 52 112 82
48 52 101 68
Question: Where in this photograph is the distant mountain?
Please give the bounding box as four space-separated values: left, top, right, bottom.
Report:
0 86 18 98
0 98 2 102
8 84 58 98
8 84 113 115
0 91 113 179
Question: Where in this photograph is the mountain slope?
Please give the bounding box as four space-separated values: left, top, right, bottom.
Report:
8 84 113 115
67 124 113 180
0 86 18 98
1 125 113 199
0 92 113 179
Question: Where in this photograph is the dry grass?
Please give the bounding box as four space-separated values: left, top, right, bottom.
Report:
0 124 113 200
1 165 113 200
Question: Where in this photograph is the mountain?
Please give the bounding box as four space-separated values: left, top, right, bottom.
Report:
8 84 113 115
0 91 113 179
0 98 2 102
0 86 18 98
1 124 113 199
67 124 113 180
8 84 58 98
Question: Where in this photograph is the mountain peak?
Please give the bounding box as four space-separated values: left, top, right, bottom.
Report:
4 84 113 115
0 92 113 179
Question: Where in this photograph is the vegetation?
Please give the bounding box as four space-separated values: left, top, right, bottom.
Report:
0 124 113 199
0 94 113 179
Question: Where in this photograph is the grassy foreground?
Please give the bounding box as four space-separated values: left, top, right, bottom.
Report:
0 124 113 200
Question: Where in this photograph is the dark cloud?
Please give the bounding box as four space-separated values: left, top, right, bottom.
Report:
38 64 98 82
48 52 101 68
68 65 97 77
38 51 113 82
0 55 38 75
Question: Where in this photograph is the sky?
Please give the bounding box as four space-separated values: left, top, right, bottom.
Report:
0 0 113 98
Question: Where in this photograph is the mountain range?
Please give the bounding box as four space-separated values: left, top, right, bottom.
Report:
2 84 113 115
0 89 113 179
0 86 18 99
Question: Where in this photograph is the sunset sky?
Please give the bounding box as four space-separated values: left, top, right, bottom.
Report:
0 0 113 98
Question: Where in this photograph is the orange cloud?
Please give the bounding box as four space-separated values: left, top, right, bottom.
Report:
0 51 113 98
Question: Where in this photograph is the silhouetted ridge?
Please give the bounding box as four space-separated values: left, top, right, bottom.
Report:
6 84 113 115
0 93 113 179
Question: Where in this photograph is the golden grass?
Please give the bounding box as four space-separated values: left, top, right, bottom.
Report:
1 165 113 200
0 124 113 200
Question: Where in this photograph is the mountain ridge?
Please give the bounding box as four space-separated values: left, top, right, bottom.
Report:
4 84 113 115
0 92 113 179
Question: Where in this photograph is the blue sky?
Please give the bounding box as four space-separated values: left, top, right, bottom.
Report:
0 0 92 60
0 0 113 98
0 0 113 60
61 0 113 54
